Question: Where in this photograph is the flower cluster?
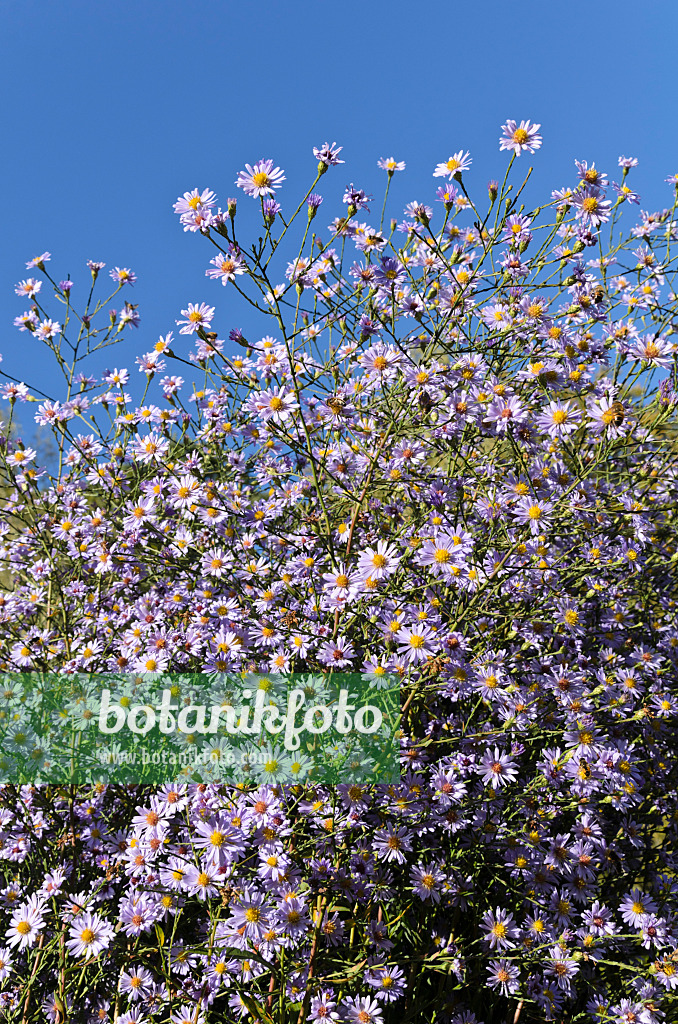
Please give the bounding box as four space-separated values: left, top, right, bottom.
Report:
1 126 678 1023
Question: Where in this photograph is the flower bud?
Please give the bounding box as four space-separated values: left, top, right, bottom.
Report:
307 194 323 221
488 180 499 204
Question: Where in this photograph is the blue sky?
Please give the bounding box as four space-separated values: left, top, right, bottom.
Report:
1 0 677 407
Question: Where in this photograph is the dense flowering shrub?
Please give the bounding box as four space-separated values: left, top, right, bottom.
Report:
1 123 678 1023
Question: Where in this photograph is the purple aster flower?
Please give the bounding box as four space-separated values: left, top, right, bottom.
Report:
228 889 270 940
175 301 215 335
612 180 641 204
263 198 281 223
396 624 437 664
307 193 323 217
410 862 446 903
373 256 408 290
236 159 286 198
544 947 579 991
477 748 519 789
487 959 520 997
377 156 405 173
343 184 372 211
341 994 384 1024
313 141 344 166
499 120 542 156
571 186 613 226
365 963 407 1002
308 991 341 1022
373 825 413 864
25 251 51 268
433 151 472 178
109 266 136 286
575 160 608 189
480 907 519 949
619 888 658 927
65 911 114 958
511 496 555 534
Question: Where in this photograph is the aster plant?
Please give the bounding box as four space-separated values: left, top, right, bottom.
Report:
1 123 678 1023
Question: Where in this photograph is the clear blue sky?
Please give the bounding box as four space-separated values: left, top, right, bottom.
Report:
1 0 677 405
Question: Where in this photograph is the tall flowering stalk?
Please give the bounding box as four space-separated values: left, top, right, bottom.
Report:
0 127 678 1022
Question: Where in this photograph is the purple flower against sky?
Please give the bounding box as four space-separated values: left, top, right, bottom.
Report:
173 187 216 217
575 160 608 189
206 247 245 284
502 213 533 244
499 120 542 155
612 180 641 204
250 385 299 423
378 156 405 173
433 151 472 178
485 395 528 433
313 141 344 166
587 396 627 438
263 197 281 222
4 130 678 1024
343 183 372 211
25 251 51 268
175 301 215 334
14 277 41 298
571 186 613 226
481 302 514 330
630 334 675 367
34 318 61 341
236 158 286 197
436 183 458 204
373 256 408 290
109 266 136 286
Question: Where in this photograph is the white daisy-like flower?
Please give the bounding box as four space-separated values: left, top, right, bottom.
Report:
5 896 46 950
65 911 115 958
